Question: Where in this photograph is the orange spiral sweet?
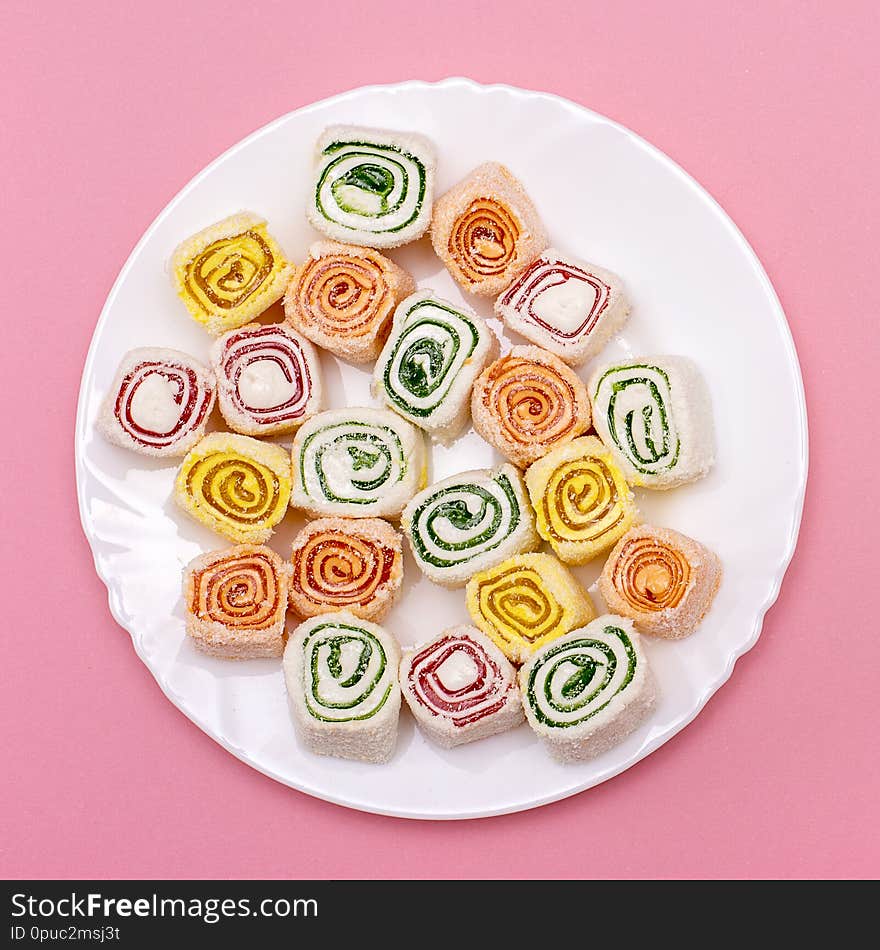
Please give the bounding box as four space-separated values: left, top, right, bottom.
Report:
447 197 521 283
610 535 691 612
190 549 281 629
296 252 391 337
289 519 402 620
474 348 589 465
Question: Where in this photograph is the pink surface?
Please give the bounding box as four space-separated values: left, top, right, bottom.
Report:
2 0 878 880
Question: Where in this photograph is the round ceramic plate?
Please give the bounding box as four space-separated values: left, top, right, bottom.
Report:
75 78 807 819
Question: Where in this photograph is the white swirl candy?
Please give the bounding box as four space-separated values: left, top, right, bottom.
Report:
402 464 539 588
284 612 402 763
307 125 436 249
373 290 497 439
291 407 426 519
495 248 630 366
519 615 656 762
588 355 715 489
210 322 322 436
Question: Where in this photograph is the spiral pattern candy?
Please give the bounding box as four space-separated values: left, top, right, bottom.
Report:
291 407 426 519
495 249 631 367
289 517 403 622
402 464 539 588
599 524 722 638
283 612 402 763
431 162 548 297
466 553 596 664
399 625 523 748
374 291 497 438
589 356 715 489
210 322 321 436
307 125 436 249
284 241 415 363
519 615 655 762
174 433 292 544
171 212 293 335
471 345 591 467
98 347 215 458
183 545 289 658
524 436 638 565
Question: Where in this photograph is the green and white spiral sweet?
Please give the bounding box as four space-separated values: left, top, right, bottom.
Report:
292 407 424 518
375 292 493 434
300 618 394 723
524 623 638 729
308 126 435 248
592 363 680 477
402 465 537 586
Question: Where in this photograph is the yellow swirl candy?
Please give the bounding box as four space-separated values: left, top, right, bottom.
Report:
171 212 293 335
466 553 595 664
174 433 291 544
525 435 637 564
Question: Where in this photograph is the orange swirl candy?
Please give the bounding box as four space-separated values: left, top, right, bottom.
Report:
289 518 403 622
471 345 591 467
174 432 292 544
431 162 548 296
183 545 289 658
525 436 638 564
284 241 415 363
171 212 293 335
599 524 722 639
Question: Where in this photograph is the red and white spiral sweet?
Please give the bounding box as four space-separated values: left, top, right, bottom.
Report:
400 626 523 747
98 347 215 458
495 249 630 366
211 322 322 435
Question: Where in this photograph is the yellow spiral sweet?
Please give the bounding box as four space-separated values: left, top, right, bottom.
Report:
466 553 595 663
172 213 292 334
525 436 637 564
174 433 291 544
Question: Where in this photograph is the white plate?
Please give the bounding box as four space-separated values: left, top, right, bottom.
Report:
75 78 807 819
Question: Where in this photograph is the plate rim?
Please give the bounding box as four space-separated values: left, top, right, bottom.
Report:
74 77 810 820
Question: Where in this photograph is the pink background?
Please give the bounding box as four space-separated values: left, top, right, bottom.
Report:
2 0 878 879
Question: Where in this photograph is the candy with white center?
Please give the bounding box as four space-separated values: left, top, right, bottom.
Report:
402 464 540 588
290 407 427 519
495 249 631 366
373 290 498 440
307 126 436 249
589 355 715 489
284 612 402 763
210 322 322 436
400 625 523 748
520 615 656 761
98 347 215 458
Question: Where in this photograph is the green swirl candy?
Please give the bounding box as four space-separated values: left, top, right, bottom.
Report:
525 625 637 728
405 467 530 580
594 364 680 476
302 620 393 722
314 137 427 237
380 297 480 420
